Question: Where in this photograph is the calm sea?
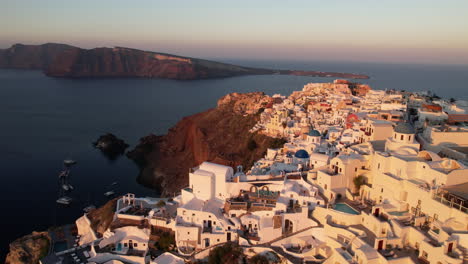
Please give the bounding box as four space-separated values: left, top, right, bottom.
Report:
0 60 467 258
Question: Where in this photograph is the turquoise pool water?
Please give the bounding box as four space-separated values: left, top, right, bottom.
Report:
388 210 408 216
334 203 360 215
53 241 68 252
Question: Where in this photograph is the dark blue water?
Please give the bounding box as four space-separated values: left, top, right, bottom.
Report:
0 61 467 258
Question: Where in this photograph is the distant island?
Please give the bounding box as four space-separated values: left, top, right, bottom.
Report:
0 43 370 80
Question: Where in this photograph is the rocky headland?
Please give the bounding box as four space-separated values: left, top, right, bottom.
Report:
0 43 370 80
127 92 286 196
94 133 129 160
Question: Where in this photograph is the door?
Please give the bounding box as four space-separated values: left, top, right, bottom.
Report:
204 238 210 247
207 220 212 227
129 240 133 249
377 240 384 250
227 232 231 242
374 208 380 217
448 242 453 253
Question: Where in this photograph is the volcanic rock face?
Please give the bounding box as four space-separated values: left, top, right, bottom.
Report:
127 92 285 196
94 133 129 160
0 43 74 69
87 198 117 236
5 231 50 264
0 43 370 80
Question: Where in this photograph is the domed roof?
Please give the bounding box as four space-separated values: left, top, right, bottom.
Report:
394 123 415 134
308 129 321 137
294 149 310 159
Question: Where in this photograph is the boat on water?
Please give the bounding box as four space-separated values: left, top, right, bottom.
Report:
62 184 74 191
104 191 115 197
110 181 118 186
64 159 77 166
58 170 69 178
83 205 96 213
56 196 73 205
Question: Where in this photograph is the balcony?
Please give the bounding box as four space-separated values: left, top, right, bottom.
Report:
432 194 468 214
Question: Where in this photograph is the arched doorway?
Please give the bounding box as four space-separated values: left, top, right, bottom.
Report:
284 219 293 234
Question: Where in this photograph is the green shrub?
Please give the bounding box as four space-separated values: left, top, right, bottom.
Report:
208 243 244 264
249 254 269 264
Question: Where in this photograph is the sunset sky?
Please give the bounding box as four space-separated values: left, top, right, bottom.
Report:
2 0 468 64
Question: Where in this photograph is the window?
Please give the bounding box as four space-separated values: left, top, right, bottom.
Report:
408 135 411 141
324 184 327 190
187 232 190 234
381 188 384 193
192 213 195 216
134 243 137 247
355 168 358 172
217 239 220 242
421 251 428 259
400 135 404 140
378 163 380 169
124 243 128 247
183 210 186 215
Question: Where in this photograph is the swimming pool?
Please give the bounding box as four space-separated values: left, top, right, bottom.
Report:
333 203 360 215
388 210 408 216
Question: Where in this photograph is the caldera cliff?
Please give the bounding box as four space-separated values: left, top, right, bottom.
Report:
127 92 286 196
0 43 370 80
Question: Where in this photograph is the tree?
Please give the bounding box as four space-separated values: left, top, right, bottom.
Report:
155 232 175 252
249 254 270 264
157 200 166 207
208 243 244 264
353 175 366 193
450 98 456 103
269 138 287 149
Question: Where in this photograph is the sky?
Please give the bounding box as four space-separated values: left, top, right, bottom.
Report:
1 0 468 64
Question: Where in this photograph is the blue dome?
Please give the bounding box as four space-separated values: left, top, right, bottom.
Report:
308 130 321 137
294 149 310 159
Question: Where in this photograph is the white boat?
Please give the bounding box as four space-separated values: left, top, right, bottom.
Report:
64 159 77 166
62 184 70 191
58 170 69 178
104 191 115 197
56 196 73 205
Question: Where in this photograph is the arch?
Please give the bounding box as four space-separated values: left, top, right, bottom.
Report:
260 185 270 192
418 150 441 161
284 219 294 234
249 185 258 193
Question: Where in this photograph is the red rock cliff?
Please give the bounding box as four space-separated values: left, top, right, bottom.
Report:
127 92 286 196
